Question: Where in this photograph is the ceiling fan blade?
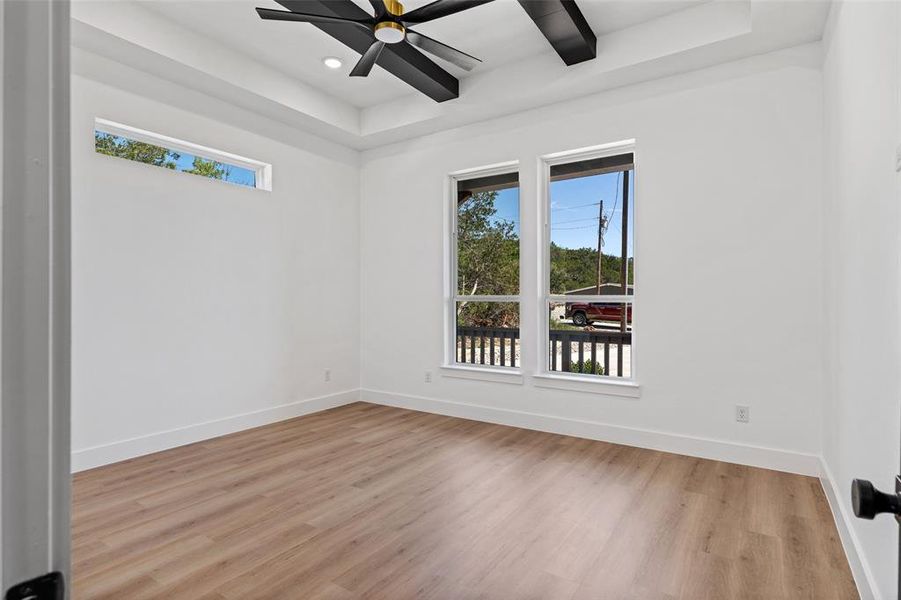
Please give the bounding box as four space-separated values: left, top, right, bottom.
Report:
401 0 494 24
406 30 481 71
368 0 385 17
255 7 371 29
350 40 385 77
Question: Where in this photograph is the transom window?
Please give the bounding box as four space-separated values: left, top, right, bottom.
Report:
93 118 272 191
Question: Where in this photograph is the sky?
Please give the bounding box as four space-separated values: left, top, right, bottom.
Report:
173 151 256 187
97 131 256 188
490 188 520 236
487 170 634 257
550 170 634 256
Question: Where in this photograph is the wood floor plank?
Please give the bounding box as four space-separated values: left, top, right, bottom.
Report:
72 402 858 599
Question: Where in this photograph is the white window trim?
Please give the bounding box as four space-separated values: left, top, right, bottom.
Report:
532 373 640 397
439 364 524 384
537 140 639 388
444 160 521 372
94 117 273 191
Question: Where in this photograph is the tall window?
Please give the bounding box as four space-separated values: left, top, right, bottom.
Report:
543 148 634 379
450 168 520 369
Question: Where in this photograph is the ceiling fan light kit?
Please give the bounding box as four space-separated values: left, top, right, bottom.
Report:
373 0 405 43
374 21 405 44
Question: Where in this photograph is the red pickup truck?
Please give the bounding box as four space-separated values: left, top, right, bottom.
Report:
564 302 632 327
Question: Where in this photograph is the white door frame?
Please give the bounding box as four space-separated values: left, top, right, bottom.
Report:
1 0 71 596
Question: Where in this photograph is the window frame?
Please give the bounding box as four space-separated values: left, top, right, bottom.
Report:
537 140 639 389
444 161 522 375
94 117 273 191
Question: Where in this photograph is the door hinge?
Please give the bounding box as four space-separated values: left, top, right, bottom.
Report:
5 572 64 600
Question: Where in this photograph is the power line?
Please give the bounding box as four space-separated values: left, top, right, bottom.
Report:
551 224 599 231
553 173 624 232
552 200 602 212
608 172 622 226
553 215 601 225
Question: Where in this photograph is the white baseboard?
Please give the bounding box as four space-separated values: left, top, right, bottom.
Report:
360 388 821 476
71 389 361 472
819 459 880 600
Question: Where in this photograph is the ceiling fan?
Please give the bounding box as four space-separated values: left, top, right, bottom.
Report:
255 0 490 77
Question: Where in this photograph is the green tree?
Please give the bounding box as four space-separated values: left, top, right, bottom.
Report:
456 191 519 327
184 157 230 181
549 243 634 294
94 132 179 169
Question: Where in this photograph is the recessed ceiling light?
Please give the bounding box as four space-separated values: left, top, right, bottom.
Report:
322 56 342 69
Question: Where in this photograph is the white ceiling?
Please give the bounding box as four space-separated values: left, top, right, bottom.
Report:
137 0 709 109
71 0 831 148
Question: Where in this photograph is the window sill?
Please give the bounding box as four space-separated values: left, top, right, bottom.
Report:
531 373 641 398
440 364 524 385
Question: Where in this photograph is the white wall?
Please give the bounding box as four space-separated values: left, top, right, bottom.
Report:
65 9 901 594
359 46 827 472
822 2 901 598
70 66 361 470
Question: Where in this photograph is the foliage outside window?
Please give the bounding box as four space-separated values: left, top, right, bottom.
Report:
94 130 257 188
452 170 520 369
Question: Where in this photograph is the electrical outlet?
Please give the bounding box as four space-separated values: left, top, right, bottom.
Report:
735 405 750 423
324 368 331 382
424 371 432 383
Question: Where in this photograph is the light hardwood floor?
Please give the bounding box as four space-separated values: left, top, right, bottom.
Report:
72 402 858 599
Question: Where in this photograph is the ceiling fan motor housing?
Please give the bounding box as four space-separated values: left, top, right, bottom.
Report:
375 0 406 43
374 21 405 43
384 0 404 17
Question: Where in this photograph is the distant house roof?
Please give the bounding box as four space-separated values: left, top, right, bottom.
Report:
564 284 634 295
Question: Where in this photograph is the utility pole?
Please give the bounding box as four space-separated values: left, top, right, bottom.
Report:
596 199 605 294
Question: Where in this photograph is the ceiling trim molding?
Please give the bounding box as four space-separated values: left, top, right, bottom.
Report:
70 1 361 136
70 0 828 151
